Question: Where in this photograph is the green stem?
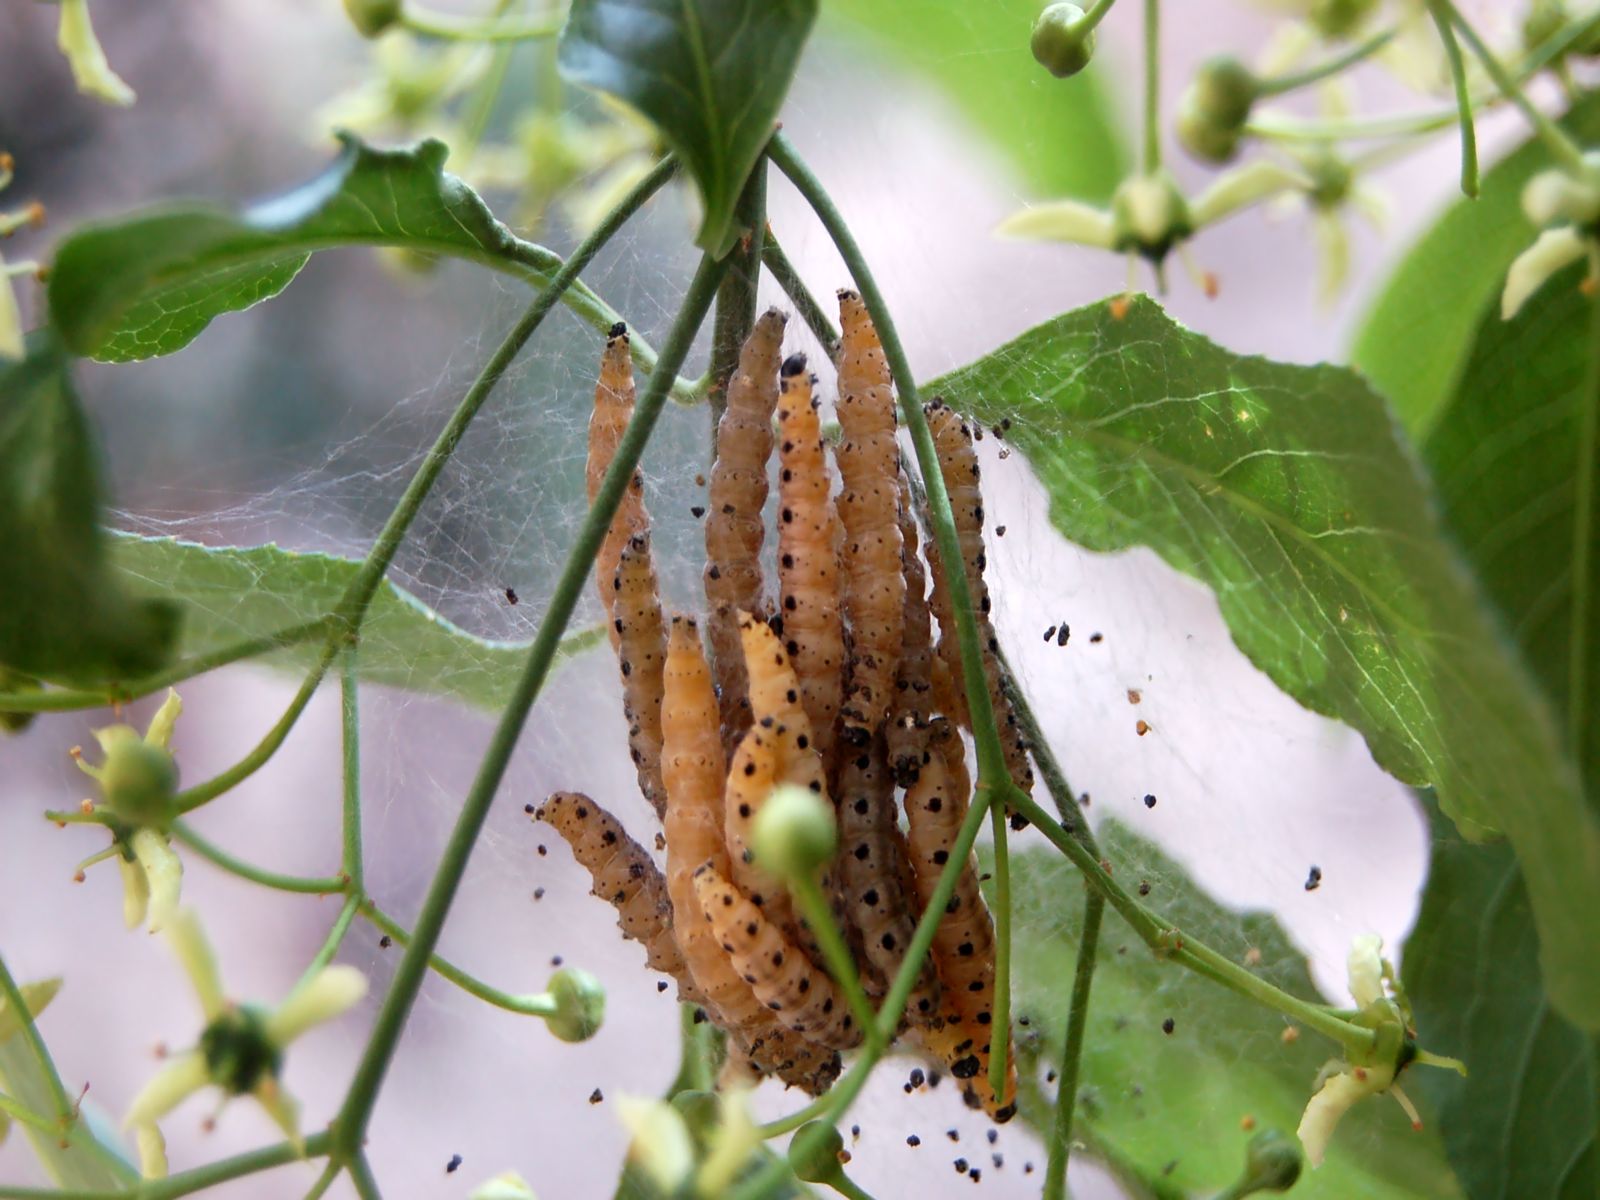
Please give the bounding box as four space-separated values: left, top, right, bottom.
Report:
790 874 880 1048
301 1161 341 1200
348 1152 383 1200
1428 0 1479 198
668 1002 723 1095
1142 0 1161 173
760 232 840 363
359 902 557 1017
1255 27 1395 96
300 895 362 990
997 647 1095 853
986 802 1012 1098
0 619 331 712
170 821 345 894
399 2 564 42
708 160 768 438
0 953 73 1126
1076 0 1118 36
1042 889 1104 1200
1571 284 1600 792
341 651 365 892
0 1132 334 1200
332 249 727 1161
1441 0 1587 173
826 1172 876 1200
0 1092 60 1140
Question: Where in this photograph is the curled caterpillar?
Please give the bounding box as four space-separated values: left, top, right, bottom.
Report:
923 399 1033 798
589 325 649 637
834 291 904 743
776 354 845 763
534 791 694 998
835 730 940 1024
692 860 863 1052
705 308 786 744
613 533 668 819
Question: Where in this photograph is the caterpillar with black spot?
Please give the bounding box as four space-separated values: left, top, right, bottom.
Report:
886 469 935 786
834 291 904 744
705 308 787 744
534 791 694 997
692 860 863 1052
901 718 1017 1120
776 355 845 763
723 717 801 943
660 617 840 1093
923 399 1033 798
835 730 940 1025
589 324 649 638
613 533 667 819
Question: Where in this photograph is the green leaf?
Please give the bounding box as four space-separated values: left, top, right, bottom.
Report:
559 0 817 257
1008 831 1460 1198
110 534 603 710
0 335 180 684
1401 266 1599 1198
1350 93 1600 437
0 978 137 1190
46 134 620 363
930 295 1600 1028
825 0 1126 204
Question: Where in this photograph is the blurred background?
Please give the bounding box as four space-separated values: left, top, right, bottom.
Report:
0 1 1535 1195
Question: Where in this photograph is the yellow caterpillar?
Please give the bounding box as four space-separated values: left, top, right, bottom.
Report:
660 618 840 1093
923 399 1034 798
613 533 668 819
775 355 845 762
834 291 904 742
723 717 800 942
692 860 864 1052
534 791 694 997
705 308 787 743
835 731 940 1024
901 718 1017 1120
589 325 649 638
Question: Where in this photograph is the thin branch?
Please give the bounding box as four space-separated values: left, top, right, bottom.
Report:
1428 0 1479 198
760 232 840 362
1042 889 1104 1200
171 822 345 895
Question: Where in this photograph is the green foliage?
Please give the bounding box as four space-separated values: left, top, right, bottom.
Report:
46 135 619 363
1007 831 1459 1198
1351 93 1600 437
1402 263 1599 1198
931 296 1600 1029
109 535 602 709
558 0 818 258
827 0 1125 203
0 335 179 685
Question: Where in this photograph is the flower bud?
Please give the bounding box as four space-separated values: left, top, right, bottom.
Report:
1523 161 1600 229
1031 4 1096 78
93 726 179 829
344 0 402 38
752 784 837 881
1239 1129 1303 1193
1309 0 1378 39
787 1121 846 1184
200 1005 282 1097
1176 57 1259 164
545 966 606 1043
1111 172 1194 261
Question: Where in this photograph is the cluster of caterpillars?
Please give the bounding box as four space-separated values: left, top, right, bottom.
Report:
534 294 1031 1122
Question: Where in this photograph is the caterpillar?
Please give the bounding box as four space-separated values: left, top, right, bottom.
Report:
886 470 935 786
834 291 904 743
692 860 863 1052
613 533 668 819
589 324 649 638
776 354 845 763
923 399 1034 798
533 792 694 997
901 718 1016 1120
835 730 940 1024
723 717 801 942
660 617 839 1092
705 308 787 744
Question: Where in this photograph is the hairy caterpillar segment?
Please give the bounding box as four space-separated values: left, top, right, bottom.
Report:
693 862 864 1052
834 291 904 741
614 534 668 819
590 327 649 638
706 308 787 743
534 792 693 995
836 732 940 1023
776 355 845 763
924 400 1034 796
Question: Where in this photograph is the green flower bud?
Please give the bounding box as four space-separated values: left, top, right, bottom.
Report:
1111 171 1194 262
1309 0 1378 40
787 1121 845 1184
94 726 179 829
343 0 401 38
200 1005 282 1097
1176 57 1259 165
545 966 606 1043
1523 159 1600 229
1031 4 1096 79
1239 1128 1303 1193
751 784 837 881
